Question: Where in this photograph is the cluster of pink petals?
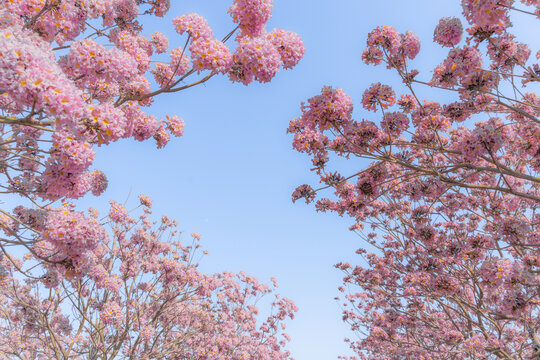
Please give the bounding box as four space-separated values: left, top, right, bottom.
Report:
190 39 233 74
431 46 483 88
151 63 175 88
109 201 131 225
169 3 303 86
154 124 171 149
228 0 273 37
433 17 463 47
50 131 95 171
173 13 213 40
267 29 306 69
363 26 421 69
362 83 396 111
37 130 109 199
100 301 123 326
462 0 512 29
90 169 108 196
452 118 506 161
13 206 47 231
40 208 107 274
298 86 353 129
166 115 185 137
150 32 169 54
148 0 171 17
152 47 191 87
88 102 128 144
0 27 87 128
401 31 421 59
380 111 410 137
109 29 153 73
487 33 531 73
60 38 139 90
367 25 402 55
230 37 282 85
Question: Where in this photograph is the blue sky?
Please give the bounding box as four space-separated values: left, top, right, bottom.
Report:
72 1 538 359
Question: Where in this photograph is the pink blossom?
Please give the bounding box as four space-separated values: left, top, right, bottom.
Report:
267 29 305 69
433 17 463 47
100 301 123 326
230 37 282 85
109 201 130 225
139 195 153 208
173 13 213 40
367 25 401 55
228 0 273 37
154 124 170 149
166 115 185 137
90 170 108 196
190 39 233 74
401 31 421 59
380 111 409 137
361 83 396 111
150 32 169 53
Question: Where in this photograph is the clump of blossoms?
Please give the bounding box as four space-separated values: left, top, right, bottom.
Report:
38 207 108 278
0 199 297 359
289 1 540 359
267 29 306 69
228 0 273 37
229 37 282 84
433 16 463 47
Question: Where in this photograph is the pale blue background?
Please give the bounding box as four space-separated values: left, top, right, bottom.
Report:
73 1 538 359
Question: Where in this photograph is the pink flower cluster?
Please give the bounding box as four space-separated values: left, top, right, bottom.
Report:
60 38 138 94
40 208 107 275
88 102 128 144
166 115 185 137
380 111 409 138
363 26 421 70
431 46 483 88
267 29 306 69
487 33 530 73
453 118 506 161
40 131 107 199
109 29 153 73
230 37 282 84
100 301 123 326
462 0 512 30
362 83 396 111
152 47 191 87
109 201 131 225
1 27 86 128
173 13 213 40
433 17 463 47
190 39 233 74
228 0 273 37
151 32 169 53
298 86 353 129
169 3 303 86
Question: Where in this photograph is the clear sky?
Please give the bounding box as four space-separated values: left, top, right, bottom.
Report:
73 1 537 359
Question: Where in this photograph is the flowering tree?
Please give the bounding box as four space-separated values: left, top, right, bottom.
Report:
0 0 304 240
289 1 539 359
0 0 304 358
0 197 297 359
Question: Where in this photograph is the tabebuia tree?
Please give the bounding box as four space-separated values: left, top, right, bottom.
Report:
0 0 304 358
289 1 539 359
0 197 297 359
